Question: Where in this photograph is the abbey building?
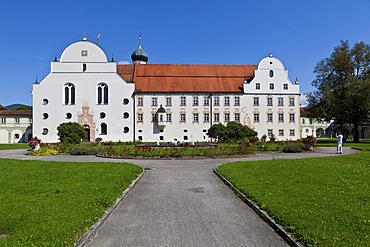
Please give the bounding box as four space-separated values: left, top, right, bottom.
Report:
32 37 300 143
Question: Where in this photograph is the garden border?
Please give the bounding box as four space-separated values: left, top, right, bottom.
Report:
213 169 303 247
74 170 144 247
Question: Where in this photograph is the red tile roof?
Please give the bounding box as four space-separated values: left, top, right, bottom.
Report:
0 110 32 116
0 105 6 110
118 64 256 93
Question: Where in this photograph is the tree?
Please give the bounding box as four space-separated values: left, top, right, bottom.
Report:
207 121 257 142
308 40 370 142
57 122 86 144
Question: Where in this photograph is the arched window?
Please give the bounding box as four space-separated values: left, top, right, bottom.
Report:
64 83 75 105
97 83 108 105
100 123 107 135
269 70 274 78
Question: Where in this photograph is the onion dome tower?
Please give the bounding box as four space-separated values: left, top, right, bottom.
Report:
131 34 148 64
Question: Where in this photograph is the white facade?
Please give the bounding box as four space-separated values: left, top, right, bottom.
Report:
33 38 301 143
243 54 300 140
33 40 134 143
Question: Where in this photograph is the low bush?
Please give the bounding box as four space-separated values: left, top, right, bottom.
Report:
283 144 304 153
71 145 98 155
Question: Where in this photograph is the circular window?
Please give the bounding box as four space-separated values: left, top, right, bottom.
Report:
160 129 164 133
202 129 207 133
123 98 129 105
123 112 129 119
66 113 72 119
42 99 49 105
123 127 129 133
42 113 49 119
42 128 49 135
138 129 142 133
183 129 188 133
100 112 106 119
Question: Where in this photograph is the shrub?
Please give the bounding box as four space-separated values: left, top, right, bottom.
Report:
70 145 98 155
283 144 304 153
57 122 86 144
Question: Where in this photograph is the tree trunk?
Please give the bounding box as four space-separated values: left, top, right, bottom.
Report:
353 123 360 143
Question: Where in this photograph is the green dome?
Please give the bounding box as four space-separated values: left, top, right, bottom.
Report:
131 44 148 63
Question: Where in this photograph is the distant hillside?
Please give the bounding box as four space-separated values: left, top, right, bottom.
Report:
5 104 32 110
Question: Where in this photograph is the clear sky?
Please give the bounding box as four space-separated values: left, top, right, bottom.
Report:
1 0 369 106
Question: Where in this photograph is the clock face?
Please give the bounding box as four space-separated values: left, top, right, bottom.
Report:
81 50 88 56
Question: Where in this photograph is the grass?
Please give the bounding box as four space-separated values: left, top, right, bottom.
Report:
216 140 370 246
0 144 28 150
0 159 142 246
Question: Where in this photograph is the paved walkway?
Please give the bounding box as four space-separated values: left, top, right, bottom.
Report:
0 147 359 246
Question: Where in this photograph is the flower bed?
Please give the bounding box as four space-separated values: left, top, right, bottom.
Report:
98 142 254 158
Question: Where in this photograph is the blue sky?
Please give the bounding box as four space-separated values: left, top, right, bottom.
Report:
1 0 369 106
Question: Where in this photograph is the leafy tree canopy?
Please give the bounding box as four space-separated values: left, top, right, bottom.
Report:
57 122 86 144
207 121 257 142
308 40 370 142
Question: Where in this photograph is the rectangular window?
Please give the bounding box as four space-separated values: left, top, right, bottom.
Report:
224 96 230 106
290 129 295 136
214 113 220 122
1 118 6 124
181 96 186 106
15 118 20 124
137 97 143 106
305 128 309 133
254 113 259 122
283 84 288 90
193 96 199 106
152 114 157 122
235 113 240 122
290 113 295 122
279 129 284 136
255 83 260 90
268 129 273 137
166 97 171 106
234 96 240 106
278 113 284 122
214 96 219 106
204 96 209 106
166 113 172 122
289 98 295 106
137 113 143 122
193 113 199 122
204 113 209 122
224 113 230 122
278 97 283 106
267 113 273 122
269 83 275 90
253 97 259 106
180 113 186 122
151 97 157 106
267 97 273 106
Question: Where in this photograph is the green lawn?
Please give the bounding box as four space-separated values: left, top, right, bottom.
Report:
217 141 370 246
0 159 142 246
0 144 28 150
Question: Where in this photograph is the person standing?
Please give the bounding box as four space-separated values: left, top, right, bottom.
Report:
337 131 343 154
